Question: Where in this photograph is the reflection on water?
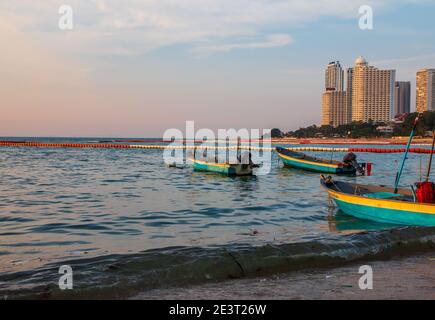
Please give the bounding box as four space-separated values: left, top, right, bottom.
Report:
327 210 397 234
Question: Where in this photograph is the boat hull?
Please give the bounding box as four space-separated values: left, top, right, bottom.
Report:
321 179 435 226
276 147 356 174
192 159 253 176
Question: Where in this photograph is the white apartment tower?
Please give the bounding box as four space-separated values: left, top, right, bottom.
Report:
351 56 396 123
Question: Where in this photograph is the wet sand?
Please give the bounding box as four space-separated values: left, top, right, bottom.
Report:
133 252 435 300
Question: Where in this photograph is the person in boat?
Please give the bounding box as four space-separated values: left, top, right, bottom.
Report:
342 152 364 175
238 152 260 168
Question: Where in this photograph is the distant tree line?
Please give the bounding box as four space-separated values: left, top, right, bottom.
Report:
272 111 435 139
393 112 435 137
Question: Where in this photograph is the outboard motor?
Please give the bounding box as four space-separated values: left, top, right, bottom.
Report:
239 152 260 169
343 152 365 175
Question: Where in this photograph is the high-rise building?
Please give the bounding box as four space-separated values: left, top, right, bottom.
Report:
346 68 353 124
321 61 348 127
416 69 435 113
325 61 344 91
394 81 411 116
321 90 348 127
351 56 396 123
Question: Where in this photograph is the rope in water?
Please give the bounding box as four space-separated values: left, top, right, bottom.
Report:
1 141 435 153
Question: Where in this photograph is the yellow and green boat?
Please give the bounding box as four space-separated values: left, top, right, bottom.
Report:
321 176 435 226
191 159 253 176
276 147 362 175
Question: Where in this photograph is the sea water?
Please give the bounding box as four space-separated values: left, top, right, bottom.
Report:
0 137 434 298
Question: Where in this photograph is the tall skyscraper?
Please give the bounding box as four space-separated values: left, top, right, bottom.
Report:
321 61 348 127
416 69 435 113
394 81 411 116
325 61 344 91
346 68 353 124
351 56 396 123
321 90 348 127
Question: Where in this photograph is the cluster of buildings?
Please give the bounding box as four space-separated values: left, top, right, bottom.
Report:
321 56 435 127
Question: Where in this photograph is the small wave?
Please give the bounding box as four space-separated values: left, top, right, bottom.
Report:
1 226 434 299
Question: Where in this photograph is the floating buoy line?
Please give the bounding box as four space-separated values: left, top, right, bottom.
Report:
1 140 435 153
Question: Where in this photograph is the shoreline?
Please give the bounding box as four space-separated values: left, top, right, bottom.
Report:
272 137 434 145
133 251 435 300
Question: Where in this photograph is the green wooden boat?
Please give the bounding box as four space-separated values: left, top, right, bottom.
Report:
191 159 253 176
276 147 363 175
321 176 435 226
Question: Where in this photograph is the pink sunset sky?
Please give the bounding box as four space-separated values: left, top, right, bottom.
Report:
1 0 434 137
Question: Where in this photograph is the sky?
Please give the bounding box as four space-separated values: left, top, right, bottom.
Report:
1 0 435 137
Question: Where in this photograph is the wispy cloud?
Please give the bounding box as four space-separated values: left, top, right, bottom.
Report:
0 0 404 57
191 34 293 56
372 53 435 66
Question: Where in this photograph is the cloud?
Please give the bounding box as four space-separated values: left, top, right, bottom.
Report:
0 0 405 57
191 34 293 56
372 54 435 66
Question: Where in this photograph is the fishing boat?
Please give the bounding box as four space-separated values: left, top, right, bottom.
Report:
191 158 253 176
321 115 435 226
320 176 435 226
276 147 367 175
189 138 257 176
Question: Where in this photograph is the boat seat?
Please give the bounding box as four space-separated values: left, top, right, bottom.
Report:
362 192 404 199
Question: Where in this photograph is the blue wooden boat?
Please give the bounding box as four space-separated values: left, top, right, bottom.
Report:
276 147 362 175
191 159 253 176
320 176 435 226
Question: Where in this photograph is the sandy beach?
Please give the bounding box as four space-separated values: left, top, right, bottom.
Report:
133 252 435 300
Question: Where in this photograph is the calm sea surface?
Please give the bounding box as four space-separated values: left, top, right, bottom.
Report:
0 137 434 298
